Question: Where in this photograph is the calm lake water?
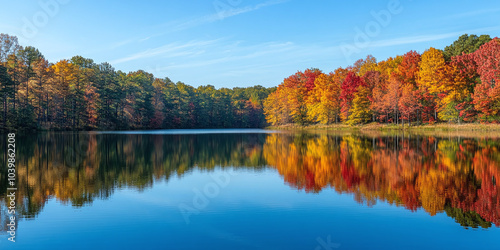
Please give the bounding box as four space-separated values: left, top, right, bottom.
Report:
1 129 499 249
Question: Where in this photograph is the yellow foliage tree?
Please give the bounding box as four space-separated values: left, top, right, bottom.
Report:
354 55 377 76
347 85 372 125
417 47 446 94
376 55 403 81
436 63 469 122
264 87 291 125
307 72 342 124
51 60 78 127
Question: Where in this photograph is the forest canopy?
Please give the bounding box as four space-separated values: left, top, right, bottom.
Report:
1 33 499 131
0 33 275 131
264 34 500 126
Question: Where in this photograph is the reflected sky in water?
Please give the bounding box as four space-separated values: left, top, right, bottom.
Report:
0 130 499 249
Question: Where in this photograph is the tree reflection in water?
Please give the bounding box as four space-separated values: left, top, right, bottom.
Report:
0 132 499 230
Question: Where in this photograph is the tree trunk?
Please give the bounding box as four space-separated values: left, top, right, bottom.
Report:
3 94 7 128
46 93 49 125
26 70 29 106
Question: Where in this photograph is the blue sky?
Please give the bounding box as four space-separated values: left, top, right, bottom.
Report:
1 0 499 88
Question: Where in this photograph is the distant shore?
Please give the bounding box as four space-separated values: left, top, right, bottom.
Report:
268 123 500 132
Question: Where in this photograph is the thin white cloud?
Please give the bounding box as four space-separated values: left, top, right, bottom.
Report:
369 33 460 48
109 35 154 50
445 8 500 20
0 23 19 32
219 61 305 77
106 0 288 52
109 25 500 85
110 39 135 49
153 41 297 71
139 36 152 42
127 40 341 80
166 0 288 32
109 39 220 64
368 26 500 48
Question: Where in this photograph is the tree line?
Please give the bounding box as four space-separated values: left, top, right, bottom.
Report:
0 33 275 131
264 34 500 126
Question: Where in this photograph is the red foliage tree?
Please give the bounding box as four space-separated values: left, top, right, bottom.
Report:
399 84 420 124
301 68 323 92
472 38 500 121
474 38 500 87
398 50 421 86
340 72 366 121
452 53 480 121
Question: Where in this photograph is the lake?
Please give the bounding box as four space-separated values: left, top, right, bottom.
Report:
1 129 499 249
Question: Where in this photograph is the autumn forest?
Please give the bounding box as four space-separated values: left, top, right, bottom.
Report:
0 33 499 131
264 34 500 126
0 33 274 131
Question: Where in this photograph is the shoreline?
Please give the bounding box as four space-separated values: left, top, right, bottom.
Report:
267 123 500 132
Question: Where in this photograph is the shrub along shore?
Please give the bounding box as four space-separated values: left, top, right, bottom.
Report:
268 122 500 132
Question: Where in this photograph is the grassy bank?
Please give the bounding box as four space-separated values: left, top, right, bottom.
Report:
268 122 500 132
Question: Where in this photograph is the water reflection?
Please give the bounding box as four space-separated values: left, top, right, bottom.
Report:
1 131 499 231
